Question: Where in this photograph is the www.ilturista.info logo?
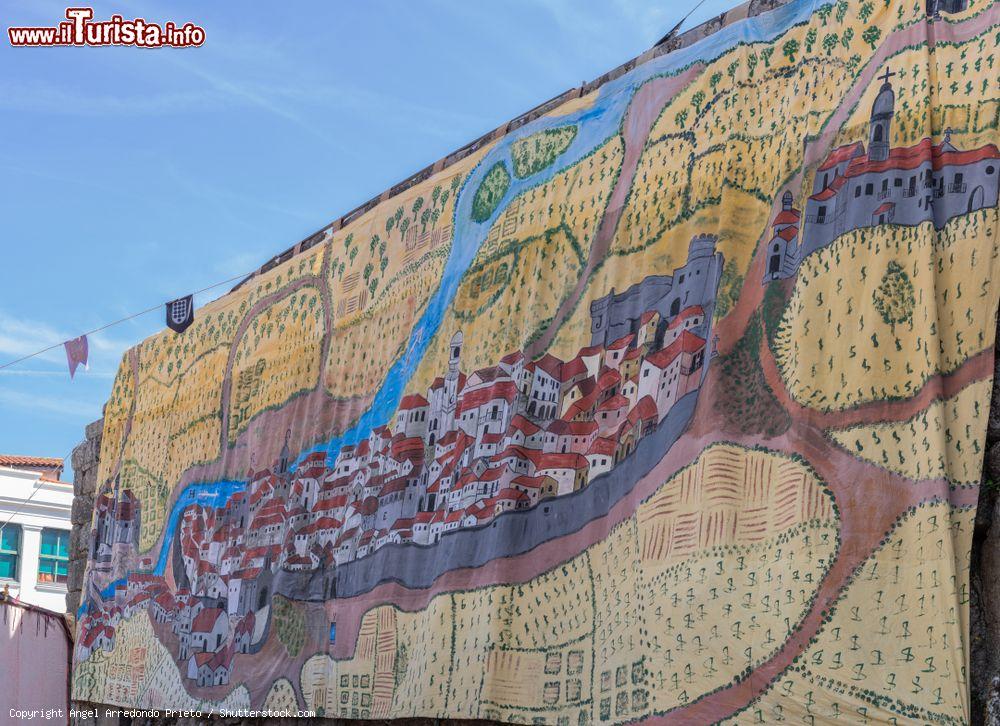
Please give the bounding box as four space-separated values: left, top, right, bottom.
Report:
8 8 205 48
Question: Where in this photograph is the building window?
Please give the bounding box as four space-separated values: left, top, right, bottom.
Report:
0 524 20 580
37 529 70 584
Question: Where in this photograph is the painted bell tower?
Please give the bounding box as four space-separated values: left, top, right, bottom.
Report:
869 68 896 162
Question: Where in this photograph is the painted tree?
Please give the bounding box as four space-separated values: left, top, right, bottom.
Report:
873 260 916 332
783 39 800 63
835 0 849 23
862 25 882 50
692 90 706 115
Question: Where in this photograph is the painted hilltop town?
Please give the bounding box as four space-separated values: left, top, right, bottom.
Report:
78 234 722 690
765 69 998 281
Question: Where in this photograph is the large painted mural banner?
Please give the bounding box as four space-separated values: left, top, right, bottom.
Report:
73 0 1000 722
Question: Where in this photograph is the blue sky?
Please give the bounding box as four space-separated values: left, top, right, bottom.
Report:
0 0 734 479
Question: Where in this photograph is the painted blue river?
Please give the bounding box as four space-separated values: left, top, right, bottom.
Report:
83 0 822 615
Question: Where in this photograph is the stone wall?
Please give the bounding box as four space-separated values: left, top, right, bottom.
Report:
66 417 102 620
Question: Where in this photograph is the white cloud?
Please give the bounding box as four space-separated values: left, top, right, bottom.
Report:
0 386 104 419
0 310 133 375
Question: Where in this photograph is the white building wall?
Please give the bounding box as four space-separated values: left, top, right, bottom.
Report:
0 466 73 612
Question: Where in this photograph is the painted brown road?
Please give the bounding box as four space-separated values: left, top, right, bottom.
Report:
525 63 705 359
760 333 997 431
657 409 979 723
215 242 335 454
103 346 140 487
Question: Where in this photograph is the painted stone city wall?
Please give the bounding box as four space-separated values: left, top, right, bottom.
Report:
70 0 1000 723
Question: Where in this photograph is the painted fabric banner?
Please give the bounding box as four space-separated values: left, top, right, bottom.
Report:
73 0 1000 721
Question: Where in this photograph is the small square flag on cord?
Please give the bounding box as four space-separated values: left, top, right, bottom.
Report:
63 335 89 378
165 294 195 334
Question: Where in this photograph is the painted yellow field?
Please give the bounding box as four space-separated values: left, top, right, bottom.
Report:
407 135 623 396
229 286 325 440
830 378 991 486
774 207 1000 411
299 444 838 724
720 502 975 725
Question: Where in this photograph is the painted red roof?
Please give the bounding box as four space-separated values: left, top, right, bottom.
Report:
235 612 255 635
508 415 541 436
457 380 518 414
390 436 424 461
644 330 706 369
818 141 865 171
597 368 621 390
873 201 895 215
493 445 545 468
547 419 598 437
191 607 226 633
469 365 505 385
848 138 999 178
809 174 848 201
538 452 589 471
597 394 629 412
775 225 798 242
300 516 342 534
559 356 588 382
562 390 600 421
627 395 659 425
587 436 617 457
512 474 546 489
492 487 529 503
532 353 563 379
398 393 429 410
313 494 347 512
607 334 635 351
772 209 801 226
379 477 409 497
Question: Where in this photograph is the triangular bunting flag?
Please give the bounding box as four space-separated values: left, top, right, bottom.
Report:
165 294 194 334
63 335 89 378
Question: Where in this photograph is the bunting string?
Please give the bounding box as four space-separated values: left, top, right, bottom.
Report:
0 269 257 372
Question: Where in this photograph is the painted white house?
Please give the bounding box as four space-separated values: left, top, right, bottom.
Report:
0 455 73 612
